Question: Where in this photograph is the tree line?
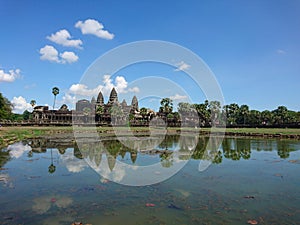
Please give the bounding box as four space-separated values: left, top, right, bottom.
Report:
159 98 300 127
1 91 300 127
0 87 59 122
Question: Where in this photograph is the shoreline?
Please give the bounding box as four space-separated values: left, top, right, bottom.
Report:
1 126 300 148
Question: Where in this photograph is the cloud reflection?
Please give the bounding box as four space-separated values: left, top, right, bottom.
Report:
32 195 73 214
8 142 32 158
59 150 88 173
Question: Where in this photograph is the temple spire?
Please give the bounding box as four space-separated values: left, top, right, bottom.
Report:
108 88 118 104
131 95 139 111
97 91 104 105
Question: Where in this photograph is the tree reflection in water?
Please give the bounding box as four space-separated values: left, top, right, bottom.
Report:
1 136 299 173
48 148 56 174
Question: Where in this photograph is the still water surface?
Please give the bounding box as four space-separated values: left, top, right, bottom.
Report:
0 135 300 225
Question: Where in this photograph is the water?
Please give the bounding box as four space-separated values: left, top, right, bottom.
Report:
1 135 300 225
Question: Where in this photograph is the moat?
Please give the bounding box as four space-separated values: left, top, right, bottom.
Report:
1 135 300 225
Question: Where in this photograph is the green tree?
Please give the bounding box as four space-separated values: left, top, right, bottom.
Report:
261 110 273 125
51 87 59 123
140 107 148 120
30 100 36 108
22 110 31 120
238 105 249 125
224 103 239 125
286 110 298 124
96 105 103 115
272 106 288 125
83 107 91 116
178 102 192 114
109 104 124 125
159 98 173 114
208 101 221 126
248 110 261 126
52 87 59 110
193 101 210 126
96 105 103 122
0 92 12 119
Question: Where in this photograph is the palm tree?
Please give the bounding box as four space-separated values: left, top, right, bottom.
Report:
109 105 123 125
193 102 210 126
159 98 173 114
30 100 36 108
82 107 91 123
52 87 59 110
239 105 249 126
140 107 148 120
51 87 59 123
96 105 104 122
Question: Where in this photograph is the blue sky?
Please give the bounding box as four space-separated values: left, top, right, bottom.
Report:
0 0 299 113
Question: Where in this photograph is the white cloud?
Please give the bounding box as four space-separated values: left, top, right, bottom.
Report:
276 49 286 55
170 94 188 101
69 83 99 96
39 45 78 64
39 45 60 62
115 76 127 91
61 93 77 105
75 19 114 40
68 75 139 97
24 83 36 89
11 96 33 113
128 87 140 93
174 61 191 71
0 68 21 82
47 29 82 48
60 51 79 64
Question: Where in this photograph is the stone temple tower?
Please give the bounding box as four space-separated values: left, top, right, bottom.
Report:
131 95 139 112
96 91 104 105
108 87 118 105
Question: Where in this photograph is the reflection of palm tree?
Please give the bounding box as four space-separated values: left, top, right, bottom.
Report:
51 87 59 123
27 150 33 158
192 137 207 160
48 149 56 174
130 151 137 164
212 151 222 164
160 152 173 168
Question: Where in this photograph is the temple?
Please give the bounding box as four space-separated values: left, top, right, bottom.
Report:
32 88 144 125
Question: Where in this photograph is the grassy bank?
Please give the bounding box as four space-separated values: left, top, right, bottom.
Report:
0 126 73 148
219 127 300 135
1 126 300 148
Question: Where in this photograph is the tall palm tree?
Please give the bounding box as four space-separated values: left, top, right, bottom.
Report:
30 100 36 108
239 105 249 126
140 107 148 120
96 105 104 122
52 87 59 110
51 87 59 123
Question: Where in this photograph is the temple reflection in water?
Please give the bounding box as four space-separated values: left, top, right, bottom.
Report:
2 136 298 174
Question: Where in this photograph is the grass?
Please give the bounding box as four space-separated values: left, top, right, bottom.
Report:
213 127 300 135
0 126 73 148
1 126 300 148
